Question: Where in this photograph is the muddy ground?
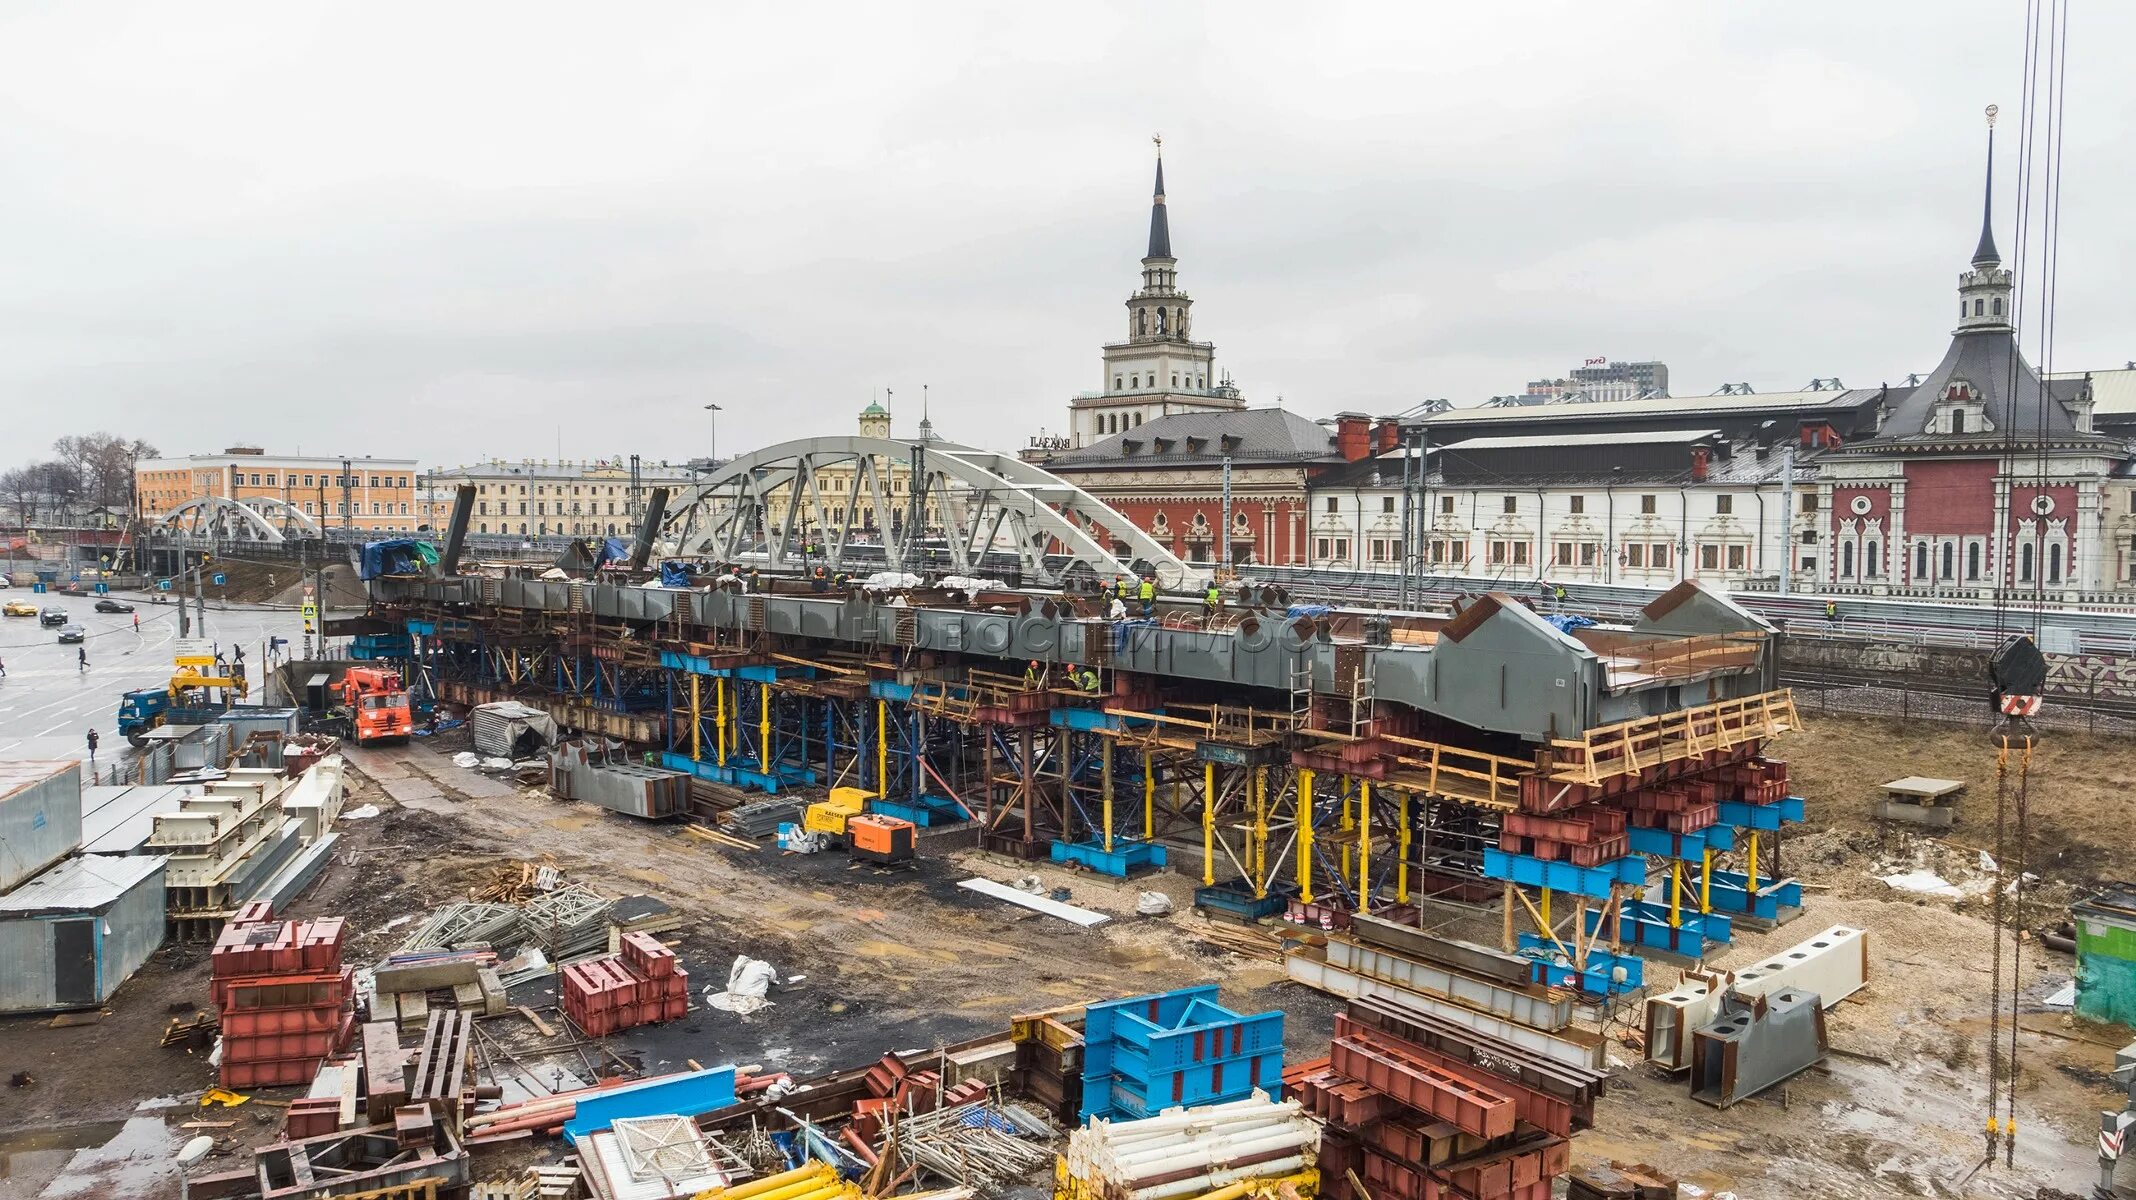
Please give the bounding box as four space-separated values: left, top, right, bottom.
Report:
2 715 2131 1199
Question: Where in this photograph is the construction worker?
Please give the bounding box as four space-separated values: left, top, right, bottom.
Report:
747 568 762 593
811 565 829 593
1114 575 1131 601
1203 580 1222 622
1824 599 1839 624
1075 666 1101 694
1024 660 1044 689
1138 575 1157 618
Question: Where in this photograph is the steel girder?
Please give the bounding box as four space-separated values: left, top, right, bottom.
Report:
656 435 1193 587
237 495 324 538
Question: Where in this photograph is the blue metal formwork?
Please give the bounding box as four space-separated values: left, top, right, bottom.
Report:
1704 869 1804 922
1626 823 1738 860
1516 933 1646 996
1051 838 1168 876
1482 849 1647 900
1079 985 1285 1122
1717 796 1806 831
1192 880 1290 921
866 794 966 828
1588 900 1734 957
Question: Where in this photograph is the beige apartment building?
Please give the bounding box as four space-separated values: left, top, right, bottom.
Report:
427 458 699 539
135 447 422 533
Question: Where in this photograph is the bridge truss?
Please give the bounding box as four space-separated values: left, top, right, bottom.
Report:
656 436 1193 587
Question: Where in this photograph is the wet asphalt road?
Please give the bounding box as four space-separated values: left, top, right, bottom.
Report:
0 590 308 766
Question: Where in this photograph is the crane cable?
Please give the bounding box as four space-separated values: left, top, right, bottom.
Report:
1984 736 2010 1161
2004 734 2034 1166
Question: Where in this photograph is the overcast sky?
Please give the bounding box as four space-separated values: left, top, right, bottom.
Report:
2 2 2129 470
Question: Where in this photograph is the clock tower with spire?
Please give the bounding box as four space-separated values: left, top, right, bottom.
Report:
1067 140 1245 448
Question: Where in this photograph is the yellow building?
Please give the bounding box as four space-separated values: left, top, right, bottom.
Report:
135 447 422 533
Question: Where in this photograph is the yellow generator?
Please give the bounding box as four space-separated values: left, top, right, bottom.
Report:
803 787 874 836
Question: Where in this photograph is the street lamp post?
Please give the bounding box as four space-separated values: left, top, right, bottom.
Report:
702 403 722 465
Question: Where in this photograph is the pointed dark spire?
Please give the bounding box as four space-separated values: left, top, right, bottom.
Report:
1146 152 1172 260
1972 110 2000 268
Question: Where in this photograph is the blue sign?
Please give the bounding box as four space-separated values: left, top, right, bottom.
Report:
31 582 45 594
94 583 108 595
211 573 226 586
158 579 172 591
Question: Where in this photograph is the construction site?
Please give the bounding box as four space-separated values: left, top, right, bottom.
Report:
4 451 2136 1200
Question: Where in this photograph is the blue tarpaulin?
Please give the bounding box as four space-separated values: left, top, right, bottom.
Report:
659 561 692 588
562 1065 738 1141
596 537 630 567
1545 614 1597 633
1285 604 1333 619
357 539 437 581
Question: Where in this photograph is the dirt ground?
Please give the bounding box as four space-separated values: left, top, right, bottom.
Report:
4 713 2133 1199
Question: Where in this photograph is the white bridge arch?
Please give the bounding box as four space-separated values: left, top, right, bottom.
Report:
157 495 323 543
658 436 1193 587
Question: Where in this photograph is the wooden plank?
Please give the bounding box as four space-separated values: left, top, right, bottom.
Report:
516 1005 556 1038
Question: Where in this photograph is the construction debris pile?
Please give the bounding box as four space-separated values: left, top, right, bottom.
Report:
211 905 356 1088
562 931 691 1036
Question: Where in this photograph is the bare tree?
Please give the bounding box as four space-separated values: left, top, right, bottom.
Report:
35 461 85 522
0 466 42 526
51 432 158 513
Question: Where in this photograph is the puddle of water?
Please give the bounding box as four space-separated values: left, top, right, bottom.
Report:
0 1122 128 1177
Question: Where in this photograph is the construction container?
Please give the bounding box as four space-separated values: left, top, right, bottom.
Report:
2074 889 2136 1027
847 814 916 864
0 761 85 894
0 854 167 1012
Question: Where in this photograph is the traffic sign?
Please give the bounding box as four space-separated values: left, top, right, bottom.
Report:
94 583 108 595
174 638 214 667
301 602 318 620
211 572 226 587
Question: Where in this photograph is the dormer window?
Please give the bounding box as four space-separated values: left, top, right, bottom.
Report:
1931 380 1990 436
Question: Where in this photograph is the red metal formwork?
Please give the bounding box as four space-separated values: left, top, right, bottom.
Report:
218 967 355 1014
229 899 276 928
1334 1015 1577 1137
620 931 676 978
1437 1134 1567 1198
1330 1035 1516 1141
220 1054 320 1089
221 1004 344 1039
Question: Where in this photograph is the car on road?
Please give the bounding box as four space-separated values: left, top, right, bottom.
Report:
38 607 69 627
94 598 135 614
2 599 36 617
56 624 86 644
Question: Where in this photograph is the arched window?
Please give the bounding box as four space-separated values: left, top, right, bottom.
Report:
1842 542 1855 578
1968 543 1982 579
1951 411 1967 433
1866 540 1880 576
2049 543 2063 583
2020 542 2035 582
1941 541 1955 579
1136 310 1147 335
1914 543 1929 578
1993 297 2004 316
1975 298 1986 316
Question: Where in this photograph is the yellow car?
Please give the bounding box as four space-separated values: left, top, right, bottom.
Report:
3 599 40 617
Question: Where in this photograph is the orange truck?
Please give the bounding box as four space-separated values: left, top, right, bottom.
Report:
339 666 412 744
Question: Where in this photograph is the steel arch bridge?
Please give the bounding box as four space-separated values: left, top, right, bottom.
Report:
157 495 323 543
658 436 1193 587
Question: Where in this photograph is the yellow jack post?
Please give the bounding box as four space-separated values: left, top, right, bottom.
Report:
715 676 728 766
1142 751 1155 841
1202 761 1217 887
875 699 888 798
1298 768 1316 904
1102 743 1116 854
1700 847 1713 913
1668 859 1682 929
1540 886 1552 929
1747 830 1761 893
1251 766 1269 898
1356 781 1372 914
1396 793 1411 904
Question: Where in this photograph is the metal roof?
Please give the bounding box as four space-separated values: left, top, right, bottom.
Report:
0 760 78 804
2051 368 2136 415
0 854 165 917
1047 408 1337 468
1425 390 1874 425
1436 428 1722 451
